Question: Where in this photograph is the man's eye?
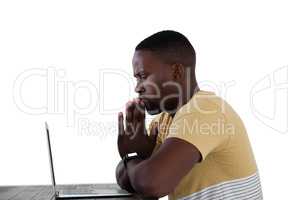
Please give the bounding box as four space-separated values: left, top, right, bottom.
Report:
135 75 147 82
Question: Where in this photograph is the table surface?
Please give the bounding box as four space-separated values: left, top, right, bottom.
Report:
0 184 155 200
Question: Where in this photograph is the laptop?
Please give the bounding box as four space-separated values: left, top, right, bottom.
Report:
45 122 133 199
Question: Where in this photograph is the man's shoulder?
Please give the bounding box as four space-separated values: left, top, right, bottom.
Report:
174 90 225 120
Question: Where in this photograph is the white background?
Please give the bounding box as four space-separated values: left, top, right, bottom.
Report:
0 0 299 199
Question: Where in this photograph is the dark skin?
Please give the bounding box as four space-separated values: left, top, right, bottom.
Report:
116 50 202 198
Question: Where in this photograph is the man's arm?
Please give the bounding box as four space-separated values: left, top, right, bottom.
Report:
126 137 201 198
116 99 159 195
115 159 137 193
115 99 200 197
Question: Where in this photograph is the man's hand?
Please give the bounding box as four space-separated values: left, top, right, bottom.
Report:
118 98 159 159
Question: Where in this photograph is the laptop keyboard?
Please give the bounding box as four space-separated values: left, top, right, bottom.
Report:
60 188 96 194
58 184 123 194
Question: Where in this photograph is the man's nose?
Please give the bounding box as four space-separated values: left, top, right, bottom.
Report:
135 83 145 94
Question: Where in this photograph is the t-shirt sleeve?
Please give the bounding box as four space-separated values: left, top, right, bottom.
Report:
166 112 230 161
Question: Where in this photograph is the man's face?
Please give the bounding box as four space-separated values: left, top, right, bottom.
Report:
132 50 180 115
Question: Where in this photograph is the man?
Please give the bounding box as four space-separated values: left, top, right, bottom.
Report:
116 30 263 199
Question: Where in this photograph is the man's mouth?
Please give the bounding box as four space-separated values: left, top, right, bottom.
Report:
138 97 148 107
138 97 146 102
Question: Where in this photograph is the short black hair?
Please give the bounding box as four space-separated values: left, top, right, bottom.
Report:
135 30 196 68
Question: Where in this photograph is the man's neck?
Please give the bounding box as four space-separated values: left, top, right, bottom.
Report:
168 82 200 118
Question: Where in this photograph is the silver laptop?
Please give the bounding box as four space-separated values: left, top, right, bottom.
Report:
45 122 133 199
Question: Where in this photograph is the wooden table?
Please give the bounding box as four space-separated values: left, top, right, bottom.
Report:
0 184 155 200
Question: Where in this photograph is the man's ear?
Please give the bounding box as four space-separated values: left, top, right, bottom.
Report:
171 63 184 80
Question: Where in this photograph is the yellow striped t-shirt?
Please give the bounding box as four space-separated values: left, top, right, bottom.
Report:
148 90 263 200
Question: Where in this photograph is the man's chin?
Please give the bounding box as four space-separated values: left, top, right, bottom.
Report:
145 106 161 115
141 99 161 115
146 110 161 115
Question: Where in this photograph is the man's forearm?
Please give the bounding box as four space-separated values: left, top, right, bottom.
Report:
117 158 148 193
115 157 159 199
115 158 159 200
115 160 135 192
126 158 160 198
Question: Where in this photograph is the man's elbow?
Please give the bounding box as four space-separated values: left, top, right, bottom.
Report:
130 168 170 198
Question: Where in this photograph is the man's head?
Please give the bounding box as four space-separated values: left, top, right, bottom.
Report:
132 30 197 115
